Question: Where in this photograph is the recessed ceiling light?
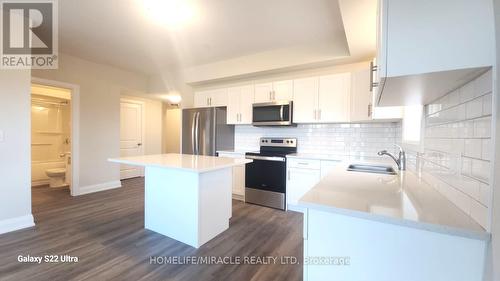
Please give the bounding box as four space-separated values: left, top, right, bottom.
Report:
142 0 198 28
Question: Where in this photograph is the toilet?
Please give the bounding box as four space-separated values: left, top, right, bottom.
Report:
45 168 67 188
45 153 71 188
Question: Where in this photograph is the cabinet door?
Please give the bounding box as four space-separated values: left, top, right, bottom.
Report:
254 83 273 103
286 168 320 206
194 91 210 107
227 87 241 124
318 73 351 122
293 77 319 123
239 85 254 124
210 88 228 107
273 80 293 100
350 69 373 122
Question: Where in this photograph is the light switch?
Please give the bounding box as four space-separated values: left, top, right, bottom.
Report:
0 130 4 142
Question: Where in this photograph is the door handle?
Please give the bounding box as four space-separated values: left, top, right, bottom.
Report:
191 113 196 153
194 112 200 155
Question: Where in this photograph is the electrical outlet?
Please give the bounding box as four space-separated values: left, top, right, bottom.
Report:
0 130 4 142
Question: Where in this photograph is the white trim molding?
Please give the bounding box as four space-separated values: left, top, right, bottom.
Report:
76 181 122 196
0 215 35 235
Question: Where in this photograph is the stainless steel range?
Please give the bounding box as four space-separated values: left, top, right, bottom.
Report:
245 138 297 210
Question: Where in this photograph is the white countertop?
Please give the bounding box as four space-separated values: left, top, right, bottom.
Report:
298 161 489 241
216 150 253 155
109 153 252 173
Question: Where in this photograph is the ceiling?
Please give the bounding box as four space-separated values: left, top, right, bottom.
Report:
58 0 375 81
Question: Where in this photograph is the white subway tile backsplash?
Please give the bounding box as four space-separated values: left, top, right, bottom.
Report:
464 139 482 159
475 70 493 96
474 117 491 138
482 94 492 116
482 139 491 161
471 159 490 183
460 82 475 103
234 122 401 157
479 183 491 207
416 71 493 229
470 200 488 229
465 98 483 119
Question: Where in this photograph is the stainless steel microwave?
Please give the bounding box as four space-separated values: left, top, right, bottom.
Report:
252 101 294 126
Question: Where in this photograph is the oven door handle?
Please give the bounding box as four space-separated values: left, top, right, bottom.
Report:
245 155 286 162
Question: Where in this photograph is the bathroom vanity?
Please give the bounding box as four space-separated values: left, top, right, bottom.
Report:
109 154 251 248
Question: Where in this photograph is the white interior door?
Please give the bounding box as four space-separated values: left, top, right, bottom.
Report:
120 101 144 179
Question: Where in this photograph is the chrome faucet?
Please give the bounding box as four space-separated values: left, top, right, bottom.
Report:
377 144 406 171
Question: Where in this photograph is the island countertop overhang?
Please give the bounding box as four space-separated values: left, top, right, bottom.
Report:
109 153 252 173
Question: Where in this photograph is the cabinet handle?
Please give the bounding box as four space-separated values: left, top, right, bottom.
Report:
313 109 316 120
318 109 321 120
269 91 272 101
368 104 372 117
210 97 212 106
288 170 290 180
272 90 275 100
370 61 379 92
207 98 209 106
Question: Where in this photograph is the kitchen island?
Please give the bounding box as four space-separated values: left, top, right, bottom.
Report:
109 154 252 248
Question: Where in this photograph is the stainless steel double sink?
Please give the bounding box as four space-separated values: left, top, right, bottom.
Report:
347 164 397 175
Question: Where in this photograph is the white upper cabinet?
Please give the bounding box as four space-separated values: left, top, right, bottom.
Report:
375 0 494 106
351 66 403 122
194 89 228 107
254 80 293 103
318 73 351 123
272 80 293 100
293 77 319 123
227 85 254 125
293 73 351 123
350 69 373 122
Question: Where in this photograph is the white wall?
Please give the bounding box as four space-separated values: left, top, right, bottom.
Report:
32 53 149 192
0 69 34 233
162 106 181 153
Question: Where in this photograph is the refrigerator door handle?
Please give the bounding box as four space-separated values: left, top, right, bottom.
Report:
191 113 196 153
195 112 200 155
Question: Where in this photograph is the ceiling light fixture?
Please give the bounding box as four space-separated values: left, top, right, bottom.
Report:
163 93 182 106
142 0 198 28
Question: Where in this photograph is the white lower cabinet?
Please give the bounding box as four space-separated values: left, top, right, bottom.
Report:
287 158 339 212
217 152 245 200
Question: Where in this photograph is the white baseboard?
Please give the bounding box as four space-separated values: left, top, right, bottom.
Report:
75 180 122 196
0 215 35 235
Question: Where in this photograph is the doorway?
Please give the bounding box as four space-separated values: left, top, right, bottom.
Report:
120 98 145 179
31 77 80 196
31 84 73 194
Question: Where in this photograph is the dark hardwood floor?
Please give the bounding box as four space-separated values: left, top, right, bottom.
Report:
0 178 303 281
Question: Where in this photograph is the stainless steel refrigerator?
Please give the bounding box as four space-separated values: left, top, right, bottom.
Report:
182 107 235 156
